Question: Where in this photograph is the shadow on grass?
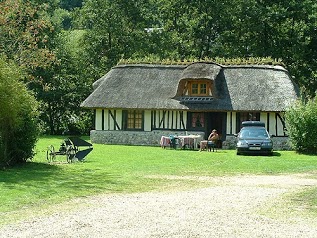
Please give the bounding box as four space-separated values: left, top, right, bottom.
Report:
295 151 317 156
0 161 126 194
0 162 61 182
272 151 282 157
235 151 281 157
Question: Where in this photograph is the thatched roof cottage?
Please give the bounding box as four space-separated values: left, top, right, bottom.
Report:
81 62 299 149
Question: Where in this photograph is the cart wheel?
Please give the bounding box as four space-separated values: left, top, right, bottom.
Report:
46 145 56 163
66 145 76 163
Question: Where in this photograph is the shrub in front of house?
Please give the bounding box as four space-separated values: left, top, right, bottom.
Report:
285 97 317 154
0 58 39 167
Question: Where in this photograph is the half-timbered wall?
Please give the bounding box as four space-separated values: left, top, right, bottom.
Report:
95 109 187 131
93 109 289 150
95 109 122 131
151 110 187 130
226 112 237 135
95 109 103 130
144 110 152 131
96 109 286 135
226 111 286 136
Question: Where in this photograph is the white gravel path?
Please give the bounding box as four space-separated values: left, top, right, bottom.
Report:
1 174 317 238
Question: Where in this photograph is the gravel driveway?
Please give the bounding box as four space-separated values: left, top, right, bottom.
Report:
1 174 317 238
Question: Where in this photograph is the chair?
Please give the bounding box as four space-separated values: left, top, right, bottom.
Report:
199 140 208 151
169 135 179 149
207 141 216 152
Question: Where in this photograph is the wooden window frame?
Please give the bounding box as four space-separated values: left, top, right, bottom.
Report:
123 110 144 130
187 112 205 131
189 81 210 96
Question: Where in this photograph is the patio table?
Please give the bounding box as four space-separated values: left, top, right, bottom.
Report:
160 136 171 148
178 135 202 150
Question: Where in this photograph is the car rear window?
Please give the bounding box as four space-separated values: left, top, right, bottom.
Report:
239 127 269 139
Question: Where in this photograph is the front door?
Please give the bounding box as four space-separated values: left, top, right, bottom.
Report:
187 111 226 143
205 112 226 142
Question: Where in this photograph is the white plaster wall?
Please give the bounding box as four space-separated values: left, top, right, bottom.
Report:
232 112 237 134
276 113 285 136
95 109 102 130
116 110 122 130
144 110 151 131
260 112 267 126
268 113 276 135
152 110 187 130
104 110 108 130
226 112 232 134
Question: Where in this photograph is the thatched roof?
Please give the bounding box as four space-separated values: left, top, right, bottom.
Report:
81 63 299 112
180 63 222 80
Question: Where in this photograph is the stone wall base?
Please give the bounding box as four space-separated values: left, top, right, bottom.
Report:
90 130 205 146
222 135 291 150
91 130 292 150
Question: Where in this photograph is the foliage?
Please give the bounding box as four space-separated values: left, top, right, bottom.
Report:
0 57 39 166
77 0 150 78
0 0 56 69
1 0 317 137
0 0 57 133
77 0 317 97
0 1 93 135
35 30 93 135
157 0 317 96
118 56 285 67
285 97 317 153
60 0 82 10
1 137 317 224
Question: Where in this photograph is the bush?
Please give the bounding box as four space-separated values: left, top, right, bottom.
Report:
7 104 39 165
285 98 317 154
0 58 39 167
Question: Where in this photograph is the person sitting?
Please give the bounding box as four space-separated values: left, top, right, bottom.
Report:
207 129 219 152
199 129 219 152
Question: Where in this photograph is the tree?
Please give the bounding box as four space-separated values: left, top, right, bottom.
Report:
0 0 57 134
36 30 93 134
60 0 82 10
156 0 235 59
0 0 92 135
0 57 39 166
0 0 56 69
77 0 155 75
155 0 317 97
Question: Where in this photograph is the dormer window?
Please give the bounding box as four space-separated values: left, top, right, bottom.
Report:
173 63 221 103
191 82 207 96
188 80 211 96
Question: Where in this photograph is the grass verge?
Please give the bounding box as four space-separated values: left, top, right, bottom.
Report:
1 136 317 225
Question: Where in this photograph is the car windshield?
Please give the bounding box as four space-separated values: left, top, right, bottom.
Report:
239 127 269 139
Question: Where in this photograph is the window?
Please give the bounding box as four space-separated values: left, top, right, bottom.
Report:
192 83 198 94
200 83 207 94
191 82 207 96
191 112 205 128
125 110 143 130
236 112 260 132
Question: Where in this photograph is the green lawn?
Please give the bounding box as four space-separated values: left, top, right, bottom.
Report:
1 136 317 225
